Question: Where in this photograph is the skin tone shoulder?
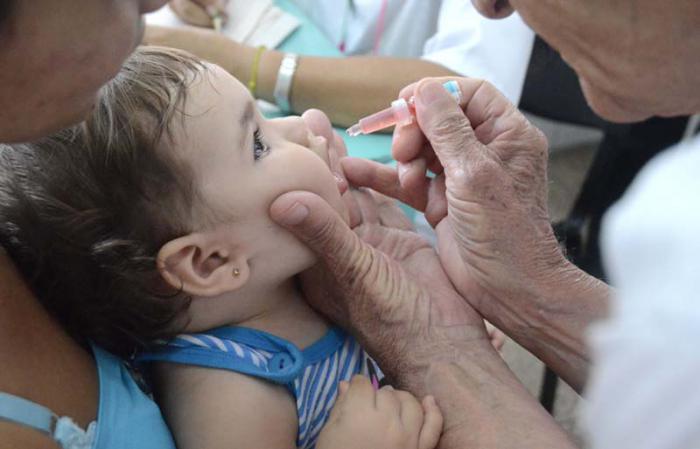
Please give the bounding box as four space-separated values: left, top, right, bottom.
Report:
0 1 168 448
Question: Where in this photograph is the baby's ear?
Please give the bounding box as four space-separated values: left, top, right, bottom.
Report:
157 233 250 297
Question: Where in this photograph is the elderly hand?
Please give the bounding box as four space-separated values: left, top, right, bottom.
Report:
343 77 608 391
344 77 566 325
270 110 490 389
272 109 579 449
169 0 229 28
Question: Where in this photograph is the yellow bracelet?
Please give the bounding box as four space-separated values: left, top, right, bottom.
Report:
248 46 267 97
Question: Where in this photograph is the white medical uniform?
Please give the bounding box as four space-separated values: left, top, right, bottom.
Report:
291 0 534 103
585 135 700 448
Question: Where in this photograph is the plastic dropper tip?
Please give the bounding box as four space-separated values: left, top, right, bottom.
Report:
346 124 363 137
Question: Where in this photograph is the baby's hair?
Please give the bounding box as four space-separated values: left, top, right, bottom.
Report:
0 47 209 357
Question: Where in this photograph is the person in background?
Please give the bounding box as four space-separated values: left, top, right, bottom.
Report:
146 0 533 127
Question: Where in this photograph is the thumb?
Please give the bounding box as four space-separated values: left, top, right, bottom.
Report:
269 191 374 285
414 80 481 177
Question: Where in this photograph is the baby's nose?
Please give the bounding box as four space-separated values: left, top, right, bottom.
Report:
301 109 334 144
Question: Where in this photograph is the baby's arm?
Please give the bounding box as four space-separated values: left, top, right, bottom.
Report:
317 376 444 449
152 362 299 449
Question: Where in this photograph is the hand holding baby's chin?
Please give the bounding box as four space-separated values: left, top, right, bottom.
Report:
315 376 443 449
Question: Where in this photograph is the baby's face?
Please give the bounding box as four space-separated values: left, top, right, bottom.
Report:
169 64 347 293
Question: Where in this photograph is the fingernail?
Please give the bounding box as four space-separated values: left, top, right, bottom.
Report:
278 202 309 226
417 82 446 107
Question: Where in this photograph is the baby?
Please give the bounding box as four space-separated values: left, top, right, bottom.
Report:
0 48 442 449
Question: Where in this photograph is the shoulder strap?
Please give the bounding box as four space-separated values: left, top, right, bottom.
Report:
0 392 56 435
0 392 94 449
138 327 306 385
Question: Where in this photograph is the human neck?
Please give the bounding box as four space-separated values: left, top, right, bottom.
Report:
236 277 330 349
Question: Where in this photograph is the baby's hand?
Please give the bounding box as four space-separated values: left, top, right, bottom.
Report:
316 375 443 449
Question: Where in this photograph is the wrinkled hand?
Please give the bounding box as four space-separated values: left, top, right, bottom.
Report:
270 110 490 389
169 0 229 28
316 376 443 449
341 77 569 331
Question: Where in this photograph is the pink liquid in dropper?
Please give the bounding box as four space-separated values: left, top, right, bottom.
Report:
346 98 415 137
346 80 462 137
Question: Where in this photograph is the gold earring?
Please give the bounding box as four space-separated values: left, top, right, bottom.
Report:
232 268 240 277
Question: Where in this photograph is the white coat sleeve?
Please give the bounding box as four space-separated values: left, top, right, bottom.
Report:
585 138 700 449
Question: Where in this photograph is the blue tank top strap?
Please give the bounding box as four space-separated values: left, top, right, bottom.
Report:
137 326 348 387
0 391 57 437
0 391 98 449
298 326 346 365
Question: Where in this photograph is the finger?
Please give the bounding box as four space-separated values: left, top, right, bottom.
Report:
270 191 383 302
394 390 424 432
376 385 401 414
418 396 443 449
398 156 428 190
414 80 484 179
343 375 376 409
422 147 443 175
342 158 429 212
333 132 349 159
338 380 350 398
393 75 488 164
327 380 351 420
374 194 414 231
342 157 400 195
485 321 507 352
392 119 427 163
424 174 448 228
345 189 363 229
270 191 356 245
398 81 418 100
353 188 381 225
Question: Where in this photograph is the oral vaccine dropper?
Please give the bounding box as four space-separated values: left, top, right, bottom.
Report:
346 81 462 136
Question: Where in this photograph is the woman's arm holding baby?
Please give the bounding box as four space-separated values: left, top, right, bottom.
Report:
143 25 456 127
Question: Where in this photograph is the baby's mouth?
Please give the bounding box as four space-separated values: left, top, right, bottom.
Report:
307 130 348 195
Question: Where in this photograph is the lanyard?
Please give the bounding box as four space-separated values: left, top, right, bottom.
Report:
338 0 390 55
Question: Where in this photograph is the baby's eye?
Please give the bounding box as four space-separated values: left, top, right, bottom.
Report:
253 128 270 161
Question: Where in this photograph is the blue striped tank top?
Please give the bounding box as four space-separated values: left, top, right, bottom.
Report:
138 326 383 449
